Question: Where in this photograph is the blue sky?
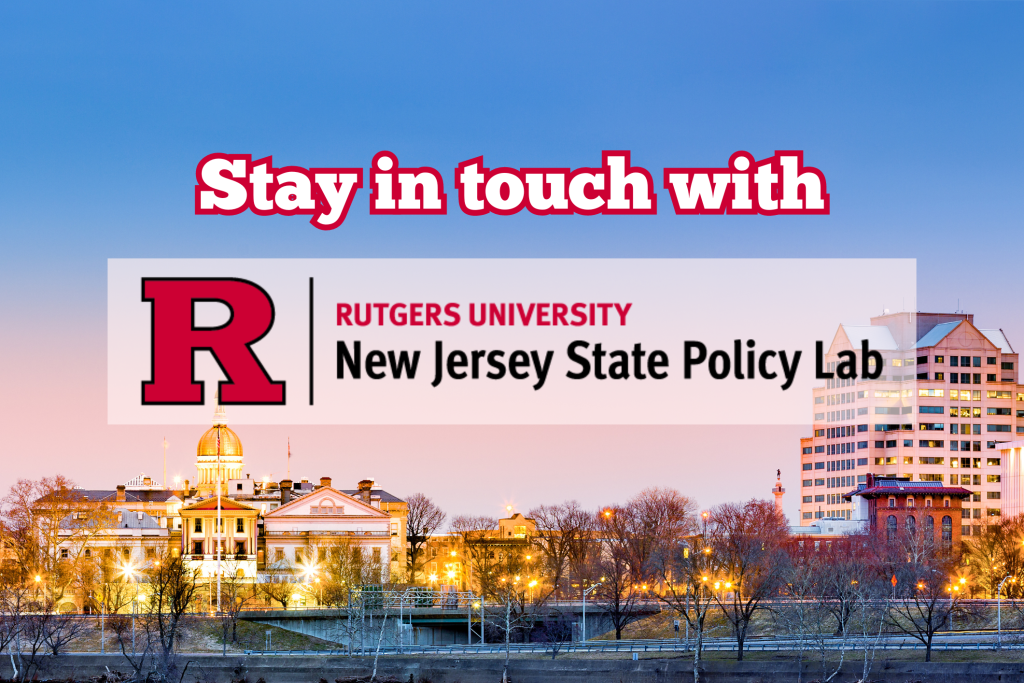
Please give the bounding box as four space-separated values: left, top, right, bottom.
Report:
0 2 1021 516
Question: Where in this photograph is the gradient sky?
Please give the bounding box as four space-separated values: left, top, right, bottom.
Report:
0 2 1022 524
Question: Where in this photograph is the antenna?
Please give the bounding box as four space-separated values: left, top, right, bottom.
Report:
287 438 291 479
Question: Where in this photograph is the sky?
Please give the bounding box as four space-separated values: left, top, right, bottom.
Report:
0 2 1022 524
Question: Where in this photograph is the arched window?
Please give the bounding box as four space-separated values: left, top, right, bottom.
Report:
906 515 916 535
887 515 898 542
925 515 935 538
942 516 953 545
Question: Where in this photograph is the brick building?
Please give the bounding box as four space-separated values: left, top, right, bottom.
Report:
843 474 971 549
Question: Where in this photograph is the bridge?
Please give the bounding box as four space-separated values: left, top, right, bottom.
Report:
241 595 662 648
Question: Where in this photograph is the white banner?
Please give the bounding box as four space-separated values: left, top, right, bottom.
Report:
107 258 916 425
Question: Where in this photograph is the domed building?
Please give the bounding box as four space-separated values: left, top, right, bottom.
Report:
195 402 243 497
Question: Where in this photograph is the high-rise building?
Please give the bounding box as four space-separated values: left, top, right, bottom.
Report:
799 312 1019 539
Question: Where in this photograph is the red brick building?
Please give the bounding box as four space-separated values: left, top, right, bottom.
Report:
843 474 971 549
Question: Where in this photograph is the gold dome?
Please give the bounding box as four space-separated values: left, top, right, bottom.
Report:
197 424 243 459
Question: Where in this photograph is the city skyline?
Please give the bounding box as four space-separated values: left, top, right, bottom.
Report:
2 2 1023 526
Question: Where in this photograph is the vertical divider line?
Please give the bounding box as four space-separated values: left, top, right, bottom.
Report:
309 276 314 406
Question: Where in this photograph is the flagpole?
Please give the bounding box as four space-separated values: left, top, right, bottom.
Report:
216 424 222 614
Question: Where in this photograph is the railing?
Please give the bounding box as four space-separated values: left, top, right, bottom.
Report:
264 530 389 537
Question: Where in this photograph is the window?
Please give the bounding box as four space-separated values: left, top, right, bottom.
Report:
987 374 997 382
973 390 982 400
1003 362 1014 370
951 441 959 451
814 429 825 437
920 457 944 465
951 356 960 367
60 548 69 559
920 474 943 482
988 357 997 365
857 441 868 449
918 373 928 380
803 479 812 487
973 373 982 384
960 373 970 383
802 496 812 503
919 423 944 431
973 408 982 418
988 474 1001 483
815 462 825 470
988 407 1011 415
875 441 885 448
886 440 897 448
887 515 897 542
892 359 903 367
935 373 944 380
815 446 824 453
973 357 981 367
802 447 812 455
123 548 131 559
236 518 244 533
988 458 1001 466
857 458 868 466
194 518 202 533
988 424 1012 432
904 456 914 464
857 424 868 432
919 404 943 412
920 440 945 448
942 516 952 544
815 413 824 420
802 463 812 470
815 479 825 486
802 512 812 520
936 356 945 363
904 440 913 447
814 495 825 502
815 396 824 404
988 391 1013 399
918 356 928 365
236 483 243 491
988 509 1001 517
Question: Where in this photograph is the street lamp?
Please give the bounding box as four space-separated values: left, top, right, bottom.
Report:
582 579 603 643
998 575 1015 650
120 561 138 654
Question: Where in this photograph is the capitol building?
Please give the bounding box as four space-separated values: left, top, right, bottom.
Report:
55 405 407 613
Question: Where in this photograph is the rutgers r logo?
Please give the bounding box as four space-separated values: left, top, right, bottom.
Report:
141 278 286 405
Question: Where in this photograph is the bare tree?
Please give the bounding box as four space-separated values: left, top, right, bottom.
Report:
882 525 964 662
774 551 818 683
217 559 259 649
405 494 446 585
708 498 790 661
655 510 722 683
113 549 201 680
595 507 643 640
486 577 533 683
2 476 116 608
529 501 593 600
450 515 498 596
256 557 297 609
